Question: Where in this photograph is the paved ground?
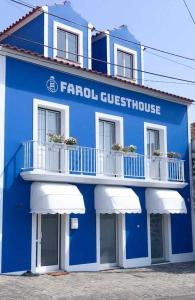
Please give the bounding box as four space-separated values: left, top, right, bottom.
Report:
1 262 195 299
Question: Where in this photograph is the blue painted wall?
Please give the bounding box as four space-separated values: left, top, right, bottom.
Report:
92 35 107 74
48 2 90 68
2 14 44 54
2 56 192 271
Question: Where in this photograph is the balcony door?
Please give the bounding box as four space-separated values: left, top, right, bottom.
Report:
99 120 116 175
38 108 61 171
147 129 161 180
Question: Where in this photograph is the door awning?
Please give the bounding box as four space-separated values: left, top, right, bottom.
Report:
95 185 141 214
146 188 187 214
31 182 85 214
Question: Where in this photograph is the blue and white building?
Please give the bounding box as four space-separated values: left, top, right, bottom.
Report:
0 2 194 274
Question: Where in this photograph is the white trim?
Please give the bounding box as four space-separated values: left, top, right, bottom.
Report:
187 105 195 253
0 10 43 42
21 171 187 189
31 214 37 274
105 31 111 75
53 21 83 67
0 55 6 273
144 122 167 181
141 45 145 85
4 271 27 276
95 112 124 176
124 257 151 268
0 47 191 106
114 43 138 83
170 252 195 263
96 213 125 270
88 23 93 70
33 98 69 141
67 262 99 272
95 112 124 148
43 6 48 57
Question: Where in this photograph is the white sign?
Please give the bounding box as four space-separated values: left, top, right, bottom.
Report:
71 218 79 230
46 76 161 115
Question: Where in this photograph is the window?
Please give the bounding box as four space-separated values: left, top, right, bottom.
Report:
117 50 134 80
53 22 83 66
57 28 78 62
38 108 61 143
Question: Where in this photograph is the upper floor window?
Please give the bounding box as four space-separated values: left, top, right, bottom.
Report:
117 50 134 80
57 29 78 62
114 44 137 82
53 21 83 67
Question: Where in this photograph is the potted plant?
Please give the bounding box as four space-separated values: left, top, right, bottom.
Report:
153 149 162 157
112 143 123 155
48 133 64 143
64 137 78 150
123 145 137 157
167 152 181 159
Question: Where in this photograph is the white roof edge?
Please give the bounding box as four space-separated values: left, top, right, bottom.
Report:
0 46 192 106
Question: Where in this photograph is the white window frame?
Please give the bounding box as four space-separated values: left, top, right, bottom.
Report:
114 43 138 83
144 122 167 181
53 21 83 67
95 112 124 177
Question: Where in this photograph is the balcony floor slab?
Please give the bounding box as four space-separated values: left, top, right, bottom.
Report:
20 170 188 189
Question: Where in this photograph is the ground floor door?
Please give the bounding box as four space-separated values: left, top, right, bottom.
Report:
150 214 166 263
36 214 60 272
100 214 118 267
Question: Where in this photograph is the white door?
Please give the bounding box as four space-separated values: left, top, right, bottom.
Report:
147 129 161 180
38 108 61 171
36 214 60 272
98 120 116 175
100 214 118 268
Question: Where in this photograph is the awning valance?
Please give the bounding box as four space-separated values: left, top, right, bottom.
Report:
95 185 141 214
30 182 85 214
146 188 187 214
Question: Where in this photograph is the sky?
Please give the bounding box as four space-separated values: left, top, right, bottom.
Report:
1 0 195 122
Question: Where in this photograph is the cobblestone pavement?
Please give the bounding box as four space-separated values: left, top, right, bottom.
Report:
1 262 195 299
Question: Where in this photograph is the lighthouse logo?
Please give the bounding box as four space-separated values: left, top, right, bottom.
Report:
46 76 58 93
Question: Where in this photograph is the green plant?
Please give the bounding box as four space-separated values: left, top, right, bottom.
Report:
153 149 162 157
123 145 137 153
167 152 181 159
64 137 78 145
48 133 64 143
112 143 122 151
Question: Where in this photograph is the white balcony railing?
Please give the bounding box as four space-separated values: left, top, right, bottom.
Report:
22 141 185 182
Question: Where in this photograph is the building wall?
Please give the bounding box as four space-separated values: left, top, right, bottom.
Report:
1 14 44 54
1 56 192 272
47 3 90 68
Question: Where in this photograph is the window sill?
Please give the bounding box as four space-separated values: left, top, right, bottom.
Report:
54 56 82 68
114 75 137 84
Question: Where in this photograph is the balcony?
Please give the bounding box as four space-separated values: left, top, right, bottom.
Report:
20 141 186 188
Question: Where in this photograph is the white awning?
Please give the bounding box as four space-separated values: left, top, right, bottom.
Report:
30 182 85 214
95 185 141 214
146 188 187 214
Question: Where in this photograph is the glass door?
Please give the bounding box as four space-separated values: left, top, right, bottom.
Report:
99 120 116 175
100 214 118 267
150 214 165 263
147 129 161 179
36 214 60 272
38 108 61 171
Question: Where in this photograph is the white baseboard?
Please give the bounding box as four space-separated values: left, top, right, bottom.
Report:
4 270 26 276
170 252 195 263
124 257 151 268
66 262 99 272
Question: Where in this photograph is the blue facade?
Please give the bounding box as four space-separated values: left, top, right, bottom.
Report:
0 3 194 274
1 56 193 272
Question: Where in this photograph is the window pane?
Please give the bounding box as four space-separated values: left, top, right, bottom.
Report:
117 50 124 77
47 111 61 136
38 108 46 143
67 32 78 62
124 52 133 79
57 29 66 59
